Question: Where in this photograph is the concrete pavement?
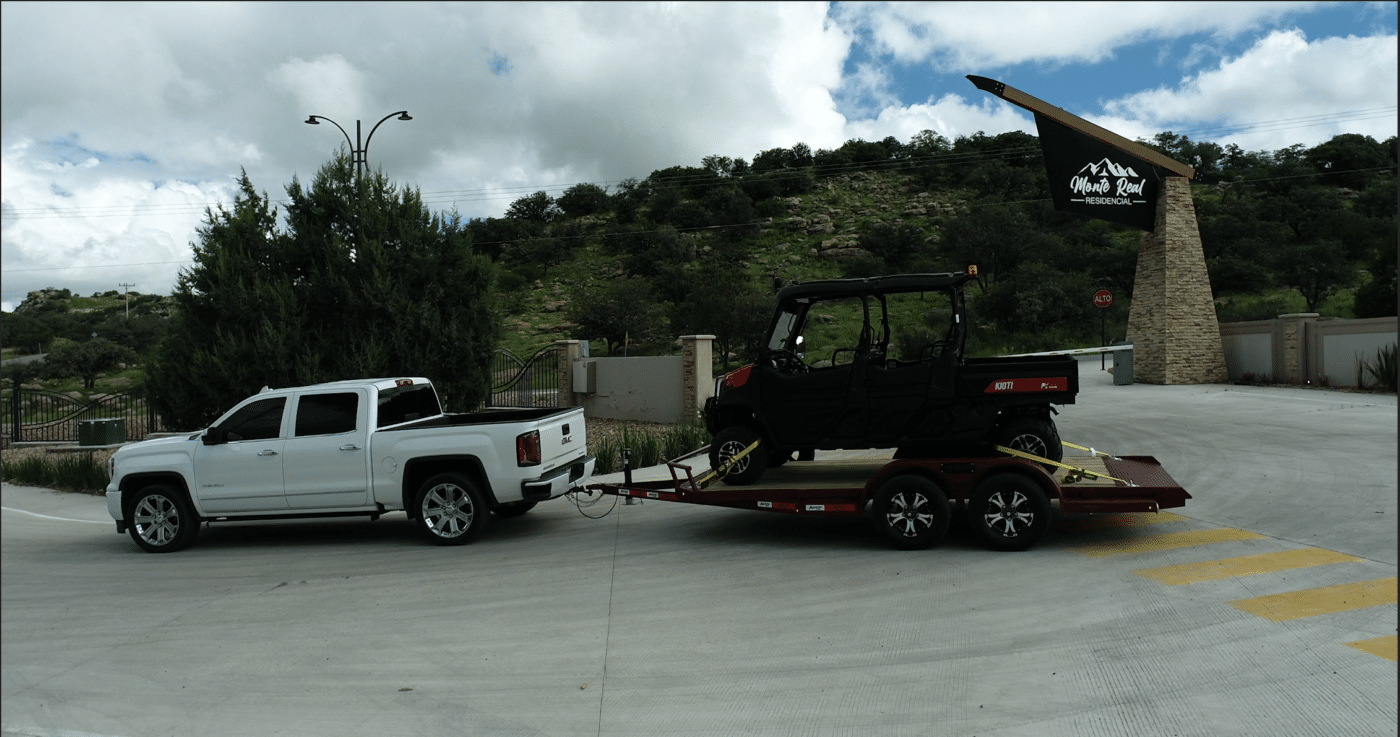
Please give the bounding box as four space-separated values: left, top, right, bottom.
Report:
3 356 1395 736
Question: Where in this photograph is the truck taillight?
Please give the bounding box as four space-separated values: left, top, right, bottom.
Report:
517 430 541 467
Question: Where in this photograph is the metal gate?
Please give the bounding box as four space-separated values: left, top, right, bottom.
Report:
2 387 164 444
488 346 561 408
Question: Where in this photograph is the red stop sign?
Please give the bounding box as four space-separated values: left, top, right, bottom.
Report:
1093 289 1115 309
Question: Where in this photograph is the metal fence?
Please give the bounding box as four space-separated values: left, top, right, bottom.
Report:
487 346 562 408
2 387 165 445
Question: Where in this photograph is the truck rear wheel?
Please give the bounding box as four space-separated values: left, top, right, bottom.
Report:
414 473 490 545
127 484 199 553
709 426 768 485
968 474 1051 551
870 475 951 550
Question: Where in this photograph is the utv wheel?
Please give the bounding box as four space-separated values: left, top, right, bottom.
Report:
415 473 490 545
493 501 537 517
128 485 198 553
870 475 951 550
968 474 1051 551
995 417 1063 469
709 426 768 485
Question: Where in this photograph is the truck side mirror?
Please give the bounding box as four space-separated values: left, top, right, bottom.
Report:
201 428 225 446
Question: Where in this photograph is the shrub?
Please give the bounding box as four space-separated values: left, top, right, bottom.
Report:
1 452 109 492
1361 344 1397 392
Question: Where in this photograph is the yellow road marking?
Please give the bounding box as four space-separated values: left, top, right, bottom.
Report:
1344 635 1398 662
1057 512 1187 532
1071 528 1263 558
1134 548 1362 585
1229 577 1398 622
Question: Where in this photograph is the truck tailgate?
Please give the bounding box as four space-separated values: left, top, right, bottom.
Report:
533 407 587 472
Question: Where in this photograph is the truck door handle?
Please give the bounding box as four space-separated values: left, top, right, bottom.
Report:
258 449 279 457
339 444 362 451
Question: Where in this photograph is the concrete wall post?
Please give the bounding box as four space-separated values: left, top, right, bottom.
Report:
680 335 715 423
553 339 583 407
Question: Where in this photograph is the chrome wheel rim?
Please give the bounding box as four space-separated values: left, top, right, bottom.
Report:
1006 433 1048 457
982 490 1034 538
421 483 476 539
133 495 181 547
885 491 935 538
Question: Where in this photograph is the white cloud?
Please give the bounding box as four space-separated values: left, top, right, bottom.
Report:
1101 29 1399 150
834 1 1325 69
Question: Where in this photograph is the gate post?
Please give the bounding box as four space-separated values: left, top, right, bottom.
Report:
680 335 715 423
554 340 584 407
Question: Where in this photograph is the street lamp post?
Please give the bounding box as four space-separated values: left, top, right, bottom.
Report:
304 110 413 180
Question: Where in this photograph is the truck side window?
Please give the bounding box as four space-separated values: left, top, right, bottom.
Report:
294 392 359 437
222 398 287 442
378 384 443 427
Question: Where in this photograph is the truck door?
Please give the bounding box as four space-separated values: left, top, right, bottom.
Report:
194 397 289 513
282 390 370 509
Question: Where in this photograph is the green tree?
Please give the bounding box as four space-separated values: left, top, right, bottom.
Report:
671 263 773 371
42 337 136 390
505 191 560 223
556 183 610 218
148 158 500 429
567 277 662 355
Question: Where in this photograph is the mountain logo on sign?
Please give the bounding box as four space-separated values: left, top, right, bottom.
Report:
1068 157 1147 201
1078 158 1139 178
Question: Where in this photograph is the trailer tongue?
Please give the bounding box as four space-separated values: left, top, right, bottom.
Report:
585 444 1190 551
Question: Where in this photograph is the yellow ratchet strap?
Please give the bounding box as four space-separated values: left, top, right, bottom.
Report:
1060 441 1121 460
993 445 1132 485
693 439 761 489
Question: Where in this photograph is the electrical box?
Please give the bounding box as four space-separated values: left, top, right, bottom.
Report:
78 418 126 446
573 360 596 394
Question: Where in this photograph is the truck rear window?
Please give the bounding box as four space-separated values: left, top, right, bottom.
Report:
377 384 442 427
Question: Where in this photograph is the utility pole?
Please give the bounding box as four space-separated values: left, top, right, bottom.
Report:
119 283 135 319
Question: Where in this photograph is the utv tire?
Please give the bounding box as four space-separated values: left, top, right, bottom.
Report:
127 484 199 553
994 417 1063 469
709 426 768 485
414 473 490 545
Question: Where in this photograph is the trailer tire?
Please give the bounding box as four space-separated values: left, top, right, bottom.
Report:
968 474 1051 551
414 473 490 545
127 484 199 553
994 417 1062 470
870 475 951 550
710 426 768 485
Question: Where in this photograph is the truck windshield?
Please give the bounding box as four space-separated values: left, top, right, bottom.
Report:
377 384 442 427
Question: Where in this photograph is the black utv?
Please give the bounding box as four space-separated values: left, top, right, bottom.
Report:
703 271 1078 484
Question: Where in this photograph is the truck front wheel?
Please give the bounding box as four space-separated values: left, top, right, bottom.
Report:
127 484 199 553
414 473 490 545
870 475 951 550
968 474 1051 551
709 426 768 485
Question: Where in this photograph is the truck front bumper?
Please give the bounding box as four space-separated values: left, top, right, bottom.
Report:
521 455 596 502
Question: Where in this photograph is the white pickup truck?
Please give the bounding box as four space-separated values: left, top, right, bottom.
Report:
106 377 594 552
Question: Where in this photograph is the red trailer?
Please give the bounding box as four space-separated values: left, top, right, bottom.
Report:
586 445 1190 551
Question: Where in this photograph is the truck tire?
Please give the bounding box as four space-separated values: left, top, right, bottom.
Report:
870 475 951 550
709 426 768 485
127 484 199 553
493 501 537 517
414 473 490 545
968 473 1051 551
995 417 1063 468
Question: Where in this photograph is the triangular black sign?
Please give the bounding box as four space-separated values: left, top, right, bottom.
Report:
1035 113 1170 232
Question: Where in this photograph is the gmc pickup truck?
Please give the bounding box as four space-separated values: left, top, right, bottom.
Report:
106 377 594 552
705 270 1078 483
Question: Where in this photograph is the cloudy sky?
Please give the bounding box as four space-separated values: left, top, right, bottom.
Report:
2 1 1395 312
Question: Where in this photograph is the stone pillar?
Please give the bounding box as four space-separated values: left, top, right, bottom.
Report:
1126 177 1228 384
680 335 715 422
553 339 583 407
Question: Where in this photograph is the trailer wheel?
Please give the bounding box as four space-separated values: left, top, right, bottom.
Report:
870 475 951 550
995 417 1063 469
709 426 768 485
414 473 490 545
127 484 199 553
968 474 1051 551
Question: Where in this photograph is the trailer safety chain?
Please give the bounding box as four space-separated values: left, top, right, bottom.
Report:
993 444 1134 486
566 486 619 519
